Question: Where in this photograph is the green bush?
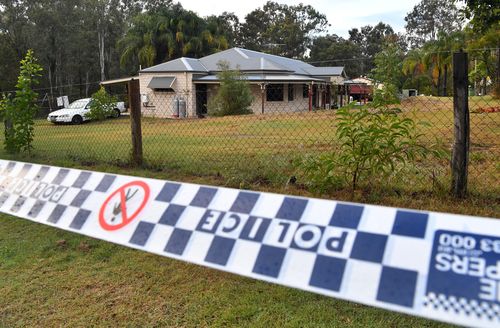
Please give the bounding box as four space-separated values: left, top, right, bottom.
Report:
2 49 43 154
297 92 437 193
87 87 118 121
208 61 253 117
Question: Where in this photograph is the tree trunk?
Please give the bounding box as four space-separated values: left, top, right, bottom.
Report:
496 48 500 97
48 65 54 96
443 64 448 97
4 118 13 142
85 71 90 97
98 29 106 82
78 66 83 98
48 58 57 111
437 67 442 96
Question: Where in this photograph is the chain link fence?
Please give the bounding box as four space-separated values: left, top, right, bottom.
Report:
1 52 498 197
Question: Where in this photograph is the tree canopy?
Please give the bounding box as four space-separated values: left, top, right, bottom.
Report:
239 1 329 58
309 35 363 77
119 3 230 69
404 0 463 48
0 0 497 99
459 0 500 34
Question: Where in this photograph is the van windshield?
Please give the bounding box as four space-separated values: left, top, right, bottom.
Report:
68 99 89 109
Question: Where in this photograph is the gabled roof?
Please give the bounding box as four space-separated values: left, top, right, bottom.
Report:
197 48 314 74
139 47 345 79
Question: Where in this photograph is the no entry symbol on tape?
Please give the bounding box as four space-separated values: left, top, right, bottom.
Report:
99 181 150 231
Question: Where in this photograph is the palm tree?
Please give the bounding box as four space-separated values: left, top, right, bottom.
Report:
437 31 465 96
422 31 465 96
403 48 427 91
119 5 229 71
118 14 162 68
422 41 445 96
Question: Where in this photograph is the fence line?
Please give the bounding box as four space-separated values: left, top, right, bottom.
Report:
0 51 498 198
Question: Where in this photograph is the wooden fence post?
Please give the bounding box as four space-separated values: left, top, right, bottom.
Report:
308 83 312 112
261 83 265 114
451 51 469 198
128 79 143 166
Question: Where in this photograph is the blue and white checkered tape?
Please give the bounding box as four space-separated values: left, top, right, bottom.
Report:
0 159 498 327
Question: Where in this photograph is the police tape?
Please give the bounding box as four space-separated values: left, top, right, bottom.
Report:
0 159 498 327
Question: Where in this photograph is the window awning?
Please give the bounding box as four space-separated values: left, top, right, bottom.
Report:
148 76 176 89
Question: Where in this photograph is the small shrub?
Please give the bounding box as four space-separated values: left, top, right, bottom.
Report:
207 61 253 117
2 49 43 154
87 87 118 121
297 85 439 193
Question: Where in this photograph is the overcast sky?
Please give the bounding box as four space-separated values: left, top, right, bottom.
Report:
176 0 421 38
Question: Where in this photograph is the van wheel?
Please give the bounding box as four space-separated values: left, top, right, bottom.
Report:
113 109 121 118
72 115 83 125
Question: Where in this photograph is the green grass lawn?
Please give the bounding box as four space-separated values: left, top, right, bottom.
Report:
1 96 498 195
0 214 450 327
0 96 498 326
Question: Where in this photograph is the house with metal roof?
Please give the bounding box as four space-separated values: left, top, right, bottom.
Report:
138 47 346 118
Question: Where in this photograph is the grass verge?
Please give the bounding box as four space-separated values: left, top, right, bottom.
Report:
0 96 498 326
1 214 450 327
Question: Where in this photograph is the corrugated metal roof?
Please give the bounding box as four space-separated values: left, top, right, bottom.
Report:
237 48 315 75
198 48 297 73
147 76 176 89
139 48 345 79
304 67 345 76
182 57 208 72
141 58 208 73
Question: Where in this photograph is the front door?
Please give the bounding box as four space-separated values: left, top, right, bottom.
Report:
196 84 208 117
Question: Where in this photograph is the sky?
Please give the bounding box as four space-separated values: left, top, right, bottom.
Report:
176 0 421 38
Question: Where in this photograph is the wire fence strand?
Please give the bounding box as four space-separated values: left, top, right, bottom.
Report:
0 53 498 197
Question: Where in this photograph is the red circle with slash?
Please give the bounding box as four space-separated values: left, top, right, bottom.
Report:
99 181 150 231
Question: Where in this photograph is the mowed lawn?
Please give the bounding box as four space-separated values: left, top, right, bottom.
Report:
0 96 498 326
0 214 450 327
1 95 498 193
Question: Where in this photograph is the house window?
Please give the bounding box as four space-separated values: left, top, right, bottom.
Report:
266 84 284 102
288 84 294 101
303 84 309 98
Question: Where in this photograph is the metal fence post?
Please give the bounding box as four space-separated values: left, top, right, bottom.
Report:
128 78 143 166
451 50 469 198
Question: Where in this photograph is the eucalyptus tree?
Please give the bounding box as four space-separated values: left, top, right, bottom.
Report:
0 33 18 91
0 0 30 59
239 1 328 58
309 34 363 77
405 0 463 48
348 22 398 75
459 0 500 34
